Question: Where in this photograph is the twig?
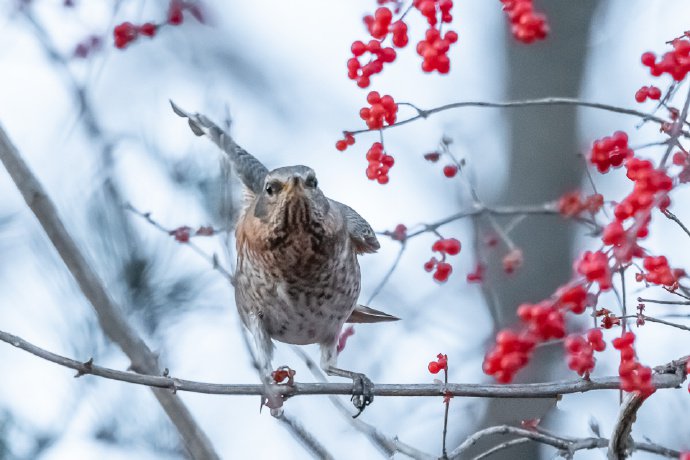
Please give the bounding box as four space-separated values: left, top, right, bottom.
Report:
276 413 334 460
637 297 690 306
367 241 406 305
660 83 690 167
0 126 220 460
449 425 607 459
663 209 690 239
348 98 684 136
125 203 235 284
1 328 686 399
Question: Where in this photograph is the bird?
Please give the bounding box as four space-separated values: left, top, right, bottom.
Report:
170 101 399 416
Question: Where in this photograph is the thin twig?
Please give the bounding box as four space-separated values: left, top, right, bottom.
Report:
348 98 683 136
660 83 690 167
367 241 406 305
276 413 335 460
637 297 690 306
662 208 690 239
608 393 646 460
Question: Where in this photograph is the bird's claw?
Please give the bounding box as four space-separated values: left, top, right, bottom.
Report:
350 372 374 418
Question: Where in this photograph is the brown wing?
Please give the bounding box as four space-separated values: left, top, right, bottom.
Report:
346 305 399 323
330 200 380 254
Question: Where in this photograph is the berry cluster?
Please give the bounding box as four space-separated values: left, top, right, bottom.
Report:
597 308 621 329
641 38 690 82
360 91 398 129
483 329 536 383
557 190 604 218
113 0 205 49
168 225 216 243
634 85 661 103
113 22 158 49
335 132 356 151
388 223 408 242
348 40 397 88
414 0 453 25
416 28 458 74
423 150 461 178
499 0 549 44
614 157 672 224
564 329 605 377
365 142 395 184
641 255 683 287
612 332 655 398
575 251 612 291
424 238 461 282
427 353 448 374
484 282 591 383
588 131 633 174
466 263 485 283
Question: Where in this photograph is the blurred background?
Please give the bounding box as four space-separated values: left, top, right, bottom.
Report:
0 0 689 458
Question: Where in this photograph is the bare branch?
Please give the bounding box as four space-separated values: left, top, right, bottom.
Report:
1 329 686 400
0 126 220 460
348 98 684 136
608 393 646 460
276 413 334 460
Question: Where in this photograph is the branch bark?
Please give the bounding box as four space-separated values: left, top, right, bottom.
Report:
0 125 220 460
1 328 686 399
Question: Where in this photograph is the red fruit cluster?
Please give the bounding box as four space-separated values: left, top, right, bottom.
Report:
414 0 454 25
588 131 633 174
483 329 536 383
517 301 566 341
389 224 408 242
335 132 356 151
575 251 612 291
428 353 448 374
360 91 398 129
612 332 655 398
634 85 662 103
614 157 672 222
169 226 191 243
113 22 158 49
416 28 458 74
557 191 604 218
365 142 395 184
642 255 683 287
363 7 409 46
484 282 591 383
641 39 690 82
432 238 461 255
348 40 397 88
564 329 605 377
425 238 461 282
597 308 621 329
424 151 441 162
499 0 549 44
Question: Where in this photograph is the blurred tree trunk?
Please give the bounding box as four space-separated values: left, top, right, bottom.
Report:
464 2 597 458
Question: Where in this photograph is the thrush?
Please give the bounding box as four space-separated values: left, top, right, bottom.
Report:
171 101 399 416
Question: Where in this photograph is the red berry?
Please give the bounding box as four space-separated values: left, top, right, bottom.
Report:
443 164 458 177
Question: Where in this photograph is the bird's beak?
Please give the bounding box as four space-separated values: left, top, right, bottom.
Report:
284 176 304 195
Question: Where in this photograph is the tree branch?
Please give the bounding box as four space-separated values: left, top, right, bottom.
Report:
608 393 646 460
0 126 220 460
1 329 686 399
348 98 686 136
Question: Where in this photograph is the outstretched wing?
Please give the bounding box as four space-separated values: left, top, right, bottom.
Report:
170 101 268 195
331 200 380 254
346 304 399 323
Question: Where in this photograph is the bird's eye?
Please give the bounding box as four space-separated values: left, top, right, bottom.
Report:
265 181 282 196
305 176 318 188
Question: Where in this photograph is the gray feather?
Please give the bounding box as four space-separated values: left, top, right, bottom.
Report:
170 100 268 195
346 305 399 323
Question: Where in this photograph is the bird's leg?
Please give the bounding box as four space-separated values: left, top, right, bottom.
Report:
320 341 374 418
247 315 283 415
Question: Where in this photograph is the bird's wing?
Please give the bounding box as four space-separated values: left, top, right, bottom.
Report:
170 101 268 195
331 200 380 254
346 304 399 323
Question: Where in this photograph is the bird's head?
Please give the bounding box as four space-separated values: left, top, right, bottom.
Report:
253 165 330 228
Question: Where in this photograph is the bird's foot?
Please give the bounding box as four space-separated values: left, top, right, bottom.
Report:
326 367 374 418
